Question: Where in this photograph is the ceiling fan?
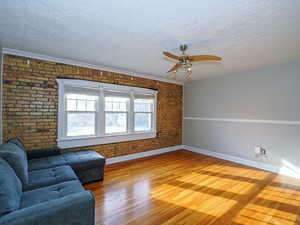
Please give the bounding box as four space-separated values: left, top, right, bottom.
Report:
163 44 222 80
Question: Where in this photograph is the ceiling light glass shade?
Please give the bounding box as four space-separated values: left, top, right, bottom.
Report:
168 63 192 81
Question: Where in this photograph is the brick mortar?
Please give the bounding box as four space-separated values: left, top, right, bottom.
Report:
2 54 182 158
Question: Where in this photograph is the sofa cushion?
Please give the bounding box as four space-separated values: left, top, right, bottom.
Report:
7 138 26 152
23 166 78 191
28 155 67 171
0 143 29 185
62 150 106 170
0 158 22 215
20 180 85 209
28 150 106 171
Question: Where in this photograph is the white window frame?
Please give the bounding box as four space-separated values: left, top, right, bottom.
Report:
64 92 99 138
57 79 157 148
133 97 155 132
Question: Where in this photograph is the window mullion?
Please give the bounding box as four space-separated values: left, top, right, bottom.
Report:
153 93 157 133
129 90 134 133
98 86 105 136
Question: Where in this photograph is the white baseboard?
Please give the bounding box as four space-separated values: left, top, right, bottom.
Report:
106 144 277 173
106 144 299 179
106 145 182 164
182 145 279 174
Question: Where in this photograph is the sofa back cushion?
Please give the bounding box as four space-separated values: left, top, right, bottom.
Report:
7 138 26 152
0 158 22 215
0 143 28 185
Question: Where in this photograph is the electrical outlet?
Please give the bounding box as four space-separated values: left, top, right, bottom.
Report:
260 148 266 155
254 146 267 155
254 146 262 154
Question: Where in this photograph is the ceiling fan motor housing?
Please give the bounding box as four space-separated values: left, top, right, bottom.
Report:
180 44 188 53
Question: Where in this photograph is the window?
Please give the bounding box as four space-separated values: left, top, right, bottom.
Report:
104 92 129 134
66 93 98 136
134 95 154 132
57 79 157 148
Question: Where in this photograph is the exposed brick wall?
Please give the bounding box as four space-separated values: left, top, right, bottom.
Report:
2 54 182 158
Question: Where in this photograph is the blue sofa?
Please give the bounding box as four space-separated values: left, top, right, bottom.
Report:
0 139 104 225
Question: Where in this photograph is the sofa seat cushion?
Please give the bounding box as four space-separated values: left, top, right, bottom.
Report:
62 150 106 170
0 143 29 185
0 158 22 215
23 166 78 191
20 180 85 209
28 155 67 171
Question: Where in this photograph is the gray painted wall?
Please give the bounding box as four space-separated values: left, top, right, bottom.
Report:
183 59 300 170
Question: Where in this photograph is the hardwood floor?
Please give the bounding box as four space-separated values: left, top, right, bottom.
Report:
85 150 300 225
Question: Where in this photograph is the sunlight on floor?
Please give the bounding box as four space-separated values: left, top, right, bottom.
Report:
202 164 270 180
233 203 297 225
260 188 300 206
272 174 300 186
87 151 300 225
151 184 237 217
280 159 300 179
176 172 255 194
232 175 300 225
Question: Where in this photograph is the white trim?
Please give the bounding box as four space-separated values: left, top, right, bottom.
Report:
57 78 158 94
98 87 105 135
57 78 157 148
2 48 183 85
106 145 181 164
182 145 279 173
57 79 65 139
181 85 185 144
58 132 156 149
184 117 300 125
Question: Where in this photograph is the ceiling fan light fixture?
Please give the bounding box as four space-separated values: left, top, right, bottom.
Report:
163 44 222 82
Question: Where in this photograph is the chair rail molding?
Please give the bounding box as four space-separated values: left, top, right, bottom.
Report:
184 117 300 125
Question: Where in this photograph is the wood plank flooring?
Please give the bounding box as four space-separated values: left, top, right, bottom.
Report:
85 150 300 225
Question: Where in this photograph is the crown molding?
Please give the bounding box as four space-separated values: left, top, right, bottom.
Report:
2 48 183 85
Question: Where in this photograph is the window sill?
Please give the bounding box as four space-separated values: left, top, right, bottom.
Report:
57 132 156 149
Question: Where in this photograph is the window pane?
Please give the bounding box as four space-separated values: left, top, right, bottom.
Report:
67 99 76 111
134 113 152 131
77 100 86 111
86 100 96 111
67 93 97 101
105 101 113 111
66 93 97 112
134 99 153 112
105 113 127 133
105 97 128 112
67 113 95 136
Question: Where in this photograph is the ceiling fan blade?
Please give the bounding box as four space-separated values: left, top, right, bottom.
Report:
191 55 222 61
163 51 180 60
167 63 182 73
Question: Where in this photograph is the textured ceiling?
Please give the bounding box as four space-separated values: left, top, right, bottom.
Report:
1 0 300 81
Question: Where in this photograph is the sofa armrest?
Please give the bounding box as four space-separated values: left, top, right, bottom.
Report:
0 191 95 225
26 148 61 160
